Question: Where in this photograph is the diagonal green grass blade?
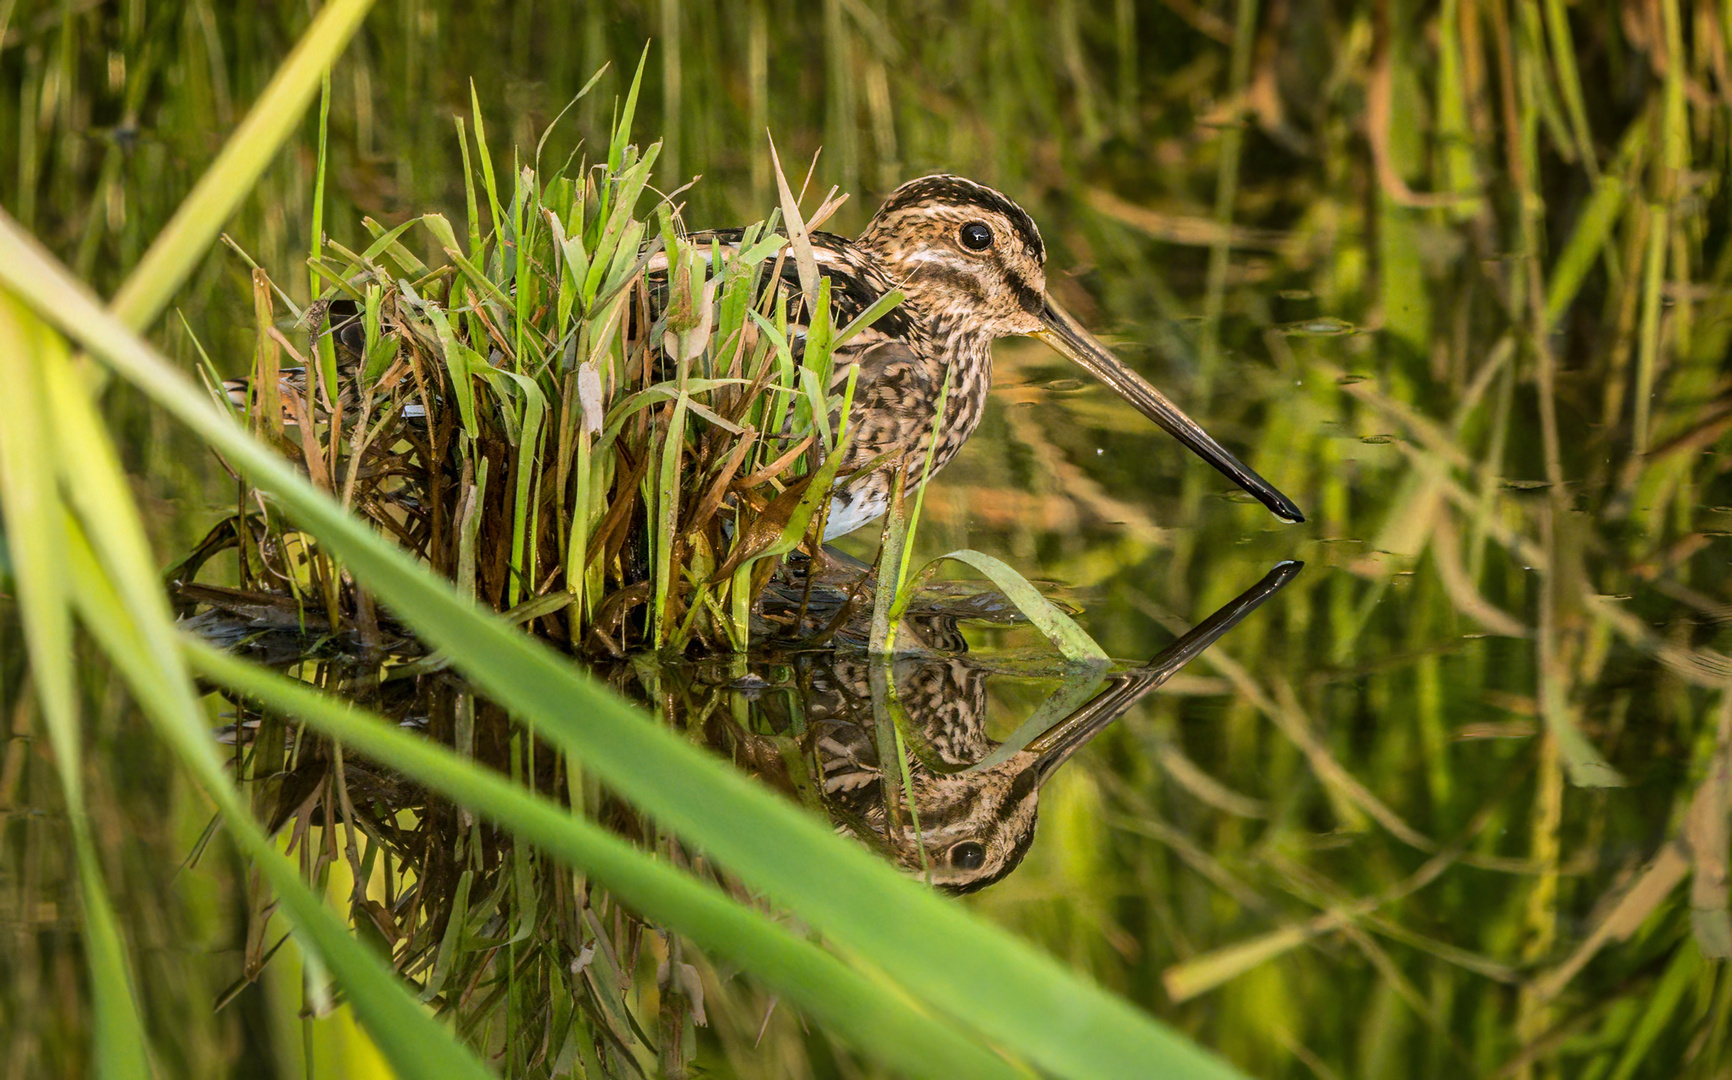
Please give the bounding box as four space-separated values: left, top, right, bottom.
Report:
3 298 497 1080
58 529 496 1080
187 640 1030 1080
109 0 376 329
0 296 153 1080
0 210 1247 1080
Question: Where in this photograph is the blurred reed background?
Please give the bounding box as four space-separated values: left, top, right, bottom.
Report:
4 0 1732 1077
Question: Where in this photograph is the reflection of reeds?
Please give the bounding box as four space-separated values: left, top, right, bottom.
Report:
215 663 715 1076
202 559 1288 1070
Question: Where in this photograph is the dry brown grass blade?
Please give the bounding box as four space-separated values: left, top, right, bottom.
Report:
1530 843 1690 1000
1396 441 1550 571
1134 588 1439 849
1150 738 1269 819
1083 187 1289 250
710 473 820 582
688 428 760 531
1430 513 1530 638
1366 8 1476 210
1535 505 1626 790
1685 691 1732 958
1164 817 1480 1002
1103 812 1268 913
734 433 814 489
1585 592 1732 688
766 136 820 308
1266 676 1436 850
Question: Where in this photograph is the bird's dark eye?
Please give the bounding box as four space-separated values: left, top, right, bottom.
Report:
959 222 994 252
949 842 987 870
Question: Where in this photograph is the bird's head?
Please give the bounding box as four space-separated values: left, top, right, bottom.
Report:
857 173 1305 524
856 174 1051 339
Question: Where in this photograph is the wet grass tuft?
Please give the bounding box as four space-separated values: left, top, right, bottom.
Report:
179 85 928 658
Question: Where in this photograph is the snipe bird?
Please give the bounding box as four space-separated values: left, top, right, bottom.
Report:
687 174 1305 539
233 177 1304 538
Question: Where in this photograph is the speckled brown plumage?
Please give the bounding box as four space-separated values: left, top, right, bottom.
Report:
690 174 1305 539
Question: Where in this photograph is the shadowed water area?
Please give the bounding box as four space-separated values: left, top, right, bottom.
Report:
3 3 1731 1078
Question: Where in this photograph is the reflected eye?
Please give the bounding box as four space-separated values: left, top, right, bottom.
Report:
959 222 994 252
948 842 987 870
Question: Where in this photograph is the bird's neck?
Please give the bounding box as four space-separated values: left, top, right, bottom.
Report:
920 310 997 434
846 238 1000 461
850 240 1000 361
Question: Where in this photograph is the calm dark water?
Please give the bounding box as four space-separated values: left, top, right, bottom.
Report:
4 2 1731 1076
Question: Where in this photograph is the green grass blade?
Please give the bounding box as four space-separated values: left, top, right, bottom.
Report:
309 71 331 301
425 300 481 438
108 0 375 329
0 287 496 1079
834 287 905 347
870 466 912 653
186 640 1031 1080
468 80 506 260
0 296 153 1080
60 532 496 1080
0 211 1247 1080
1543 115 1646 330
652 390 686 647
608 46 650 176
917 550 1110 663
60 401 493 1077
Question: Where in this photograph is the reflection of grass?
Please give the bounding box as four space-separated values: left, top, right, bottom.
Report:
5 0 1732 1077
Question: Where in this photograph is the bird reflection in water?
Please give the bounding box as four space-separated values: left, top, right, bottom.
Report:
644 560 1302 892
195 561 1297 1037
205 562 1298 900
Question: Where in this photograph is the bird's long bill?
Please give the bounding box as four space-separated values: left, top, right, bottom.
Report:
1028 561 1304 781
1032 297 1305 523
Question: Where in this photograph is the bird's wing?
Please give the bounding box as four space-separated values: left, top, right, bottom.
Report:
643 228 930 468
823 331 942 472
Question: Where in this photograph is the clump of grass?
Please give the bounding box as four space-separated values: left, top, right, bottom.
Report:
177 67 894 659
176 71 1099 665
